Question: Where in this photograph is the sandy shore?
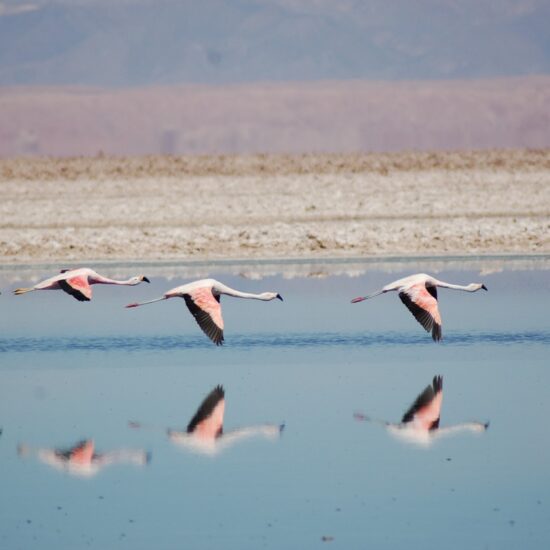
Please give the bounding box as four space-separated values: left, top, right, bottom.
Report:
1 150 549 264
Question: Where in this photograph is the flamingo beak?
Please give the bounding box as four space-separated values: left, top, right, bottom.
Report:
351 296 365 303
142 277 150 283
276 293 283 301
481 284 488 291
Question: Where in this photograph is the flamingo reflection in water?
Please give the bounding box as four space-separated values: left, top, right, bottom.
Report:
130 385 284 456
354 376 489 447
17 439 150 477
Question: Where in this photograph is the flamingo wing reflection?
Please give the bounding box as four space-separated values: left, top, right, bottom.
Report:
17 439 150 477
166 385 284 456
354 376 489 447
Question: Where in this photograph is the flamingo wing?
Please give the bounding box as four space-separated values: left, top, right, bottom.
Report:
187 385 225 438
56 440 95 463
398 283 442 341
402 376 443 431
184 287 224 345
58 275 92 302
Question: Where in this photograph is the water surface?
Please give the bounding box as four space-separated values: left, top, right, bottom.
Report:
1 260 549 549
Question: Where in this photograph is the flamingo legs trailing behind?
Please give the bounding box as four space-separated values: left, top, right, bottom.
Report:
14 268 150 302
351 273 487 341
129 385 284 456
17 439 150 477
354 376 489 447
126 278 282 345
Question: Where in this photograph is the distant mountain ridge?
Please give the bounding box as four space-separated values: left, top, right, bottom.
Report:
2 77 549 157
0 0 549 86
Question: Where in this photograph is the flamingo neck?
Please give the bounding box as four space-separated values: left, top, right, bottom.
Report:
434 281 475 292
215 284 268 300
93 277 137 286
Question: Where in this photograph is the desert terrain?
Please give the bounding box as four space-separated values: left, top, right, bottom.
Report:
1 77 549 158
1 149 548 265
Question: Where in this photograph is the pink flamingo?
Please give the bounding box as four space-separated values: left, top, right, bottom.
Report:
351 273 487 341
130 385 284 456
126 278 282 345
17 439 150 477
354 376 489 447
14 268 150 302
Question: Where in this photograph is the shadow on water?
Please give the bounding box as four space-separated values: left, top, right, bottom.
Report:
0 331 549 353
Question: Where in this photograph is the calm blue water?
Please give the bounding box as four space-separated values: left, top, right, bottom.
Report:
1 261 549 549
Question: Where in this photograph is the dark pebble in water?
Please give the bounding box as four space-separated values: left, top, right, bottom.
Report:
321 535 334 542
508 520 516 526
129 519 134 524
335 508 341 512
26 520 32 524
446 457 452 461
98 496 104 500
57 506 62 511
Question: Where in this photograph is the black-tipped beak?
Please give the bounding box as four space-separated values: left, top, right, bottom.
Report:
142 277 150 283
481 284 488 291
276 293 283 301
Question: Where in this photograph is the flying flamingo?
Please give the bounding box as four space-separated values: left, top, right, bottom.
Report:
351 273 487 341
14 268 150 302
354 376 489 447
17 439 150 477
125 278 282 345
129 385 284 456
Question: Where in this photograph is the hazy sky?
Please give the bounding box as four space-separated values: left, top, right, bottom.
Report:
1 0 549 86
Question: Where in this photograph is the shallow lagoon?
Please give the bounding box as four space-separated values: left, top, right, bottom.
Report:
1 258 549 549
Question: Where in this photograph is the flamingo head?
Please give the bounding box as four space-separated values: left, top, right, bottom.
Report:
470 283 487 291
261 292 283 301
130 275 150 285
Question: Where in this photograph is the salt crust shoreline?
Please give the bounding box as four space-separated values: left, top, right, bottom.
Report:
1 150 549 266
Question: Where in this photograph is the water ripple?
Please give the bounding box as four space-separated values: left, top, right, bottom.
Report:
0 331 548 353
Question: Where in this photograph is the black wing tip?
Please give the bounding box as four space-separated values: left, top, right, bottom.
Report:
432 323 442 342
58 279 90 301
402 380 439 424
432 375 443 393
186 385 225 433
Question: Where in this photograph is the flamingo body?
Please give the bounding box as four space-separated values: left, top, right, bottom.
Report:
14 268 150 302
126 278 282 345
351 273 487 341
